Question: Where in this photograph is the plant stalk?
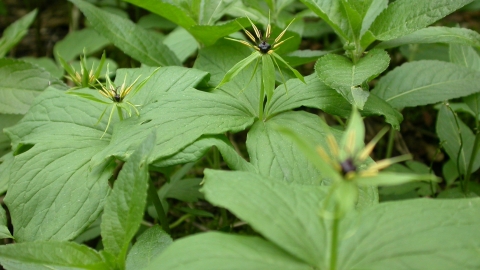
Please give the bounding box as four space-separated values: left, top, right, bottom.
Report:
116 106 124 121
259 78 265 121
464 132 480 194
385 128 395 159
329 205 340 270
148 180 170 234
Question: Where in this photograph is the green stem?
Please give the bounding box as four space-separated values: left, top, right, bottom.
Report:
259 79 265 121
329 205 340 270
148 180 170 234
447 106 466 192
385 128 395 159
428 145 443 196
169 214 191 229
212 146 220 170
116 106 124 121
211 146 229 227
464 132 480 194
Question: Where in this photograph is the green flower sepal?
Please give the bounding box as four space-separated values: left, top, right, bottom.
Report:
280 108 439 218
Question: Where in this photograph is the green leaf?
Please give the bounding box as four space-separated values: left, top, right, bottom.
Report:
370 0 474 41
202 169 480 269
450 44 480 71
436 104 480 175
3 89 117 242
265 75 403 129
248 111 336 184
0 114 23 156
70 0 181 66
152 135 255 172
282 50 330 67
339 0 363 42
262 54 276 102
202 169 329 267
158 178 203 204
338 198 480 269
0 205 12 239
216 51 261 90
53 27 111 63
377 26 480 50
124 0 247 46
275 120 342 183
145 232 311 270
4 142 113 242
91 90 255 166
0 9 37 57
0 59 66 114
114 66 210 106
0 241 109 270
372 60 480 108
194 39 260 115
101 132 155 264
185 0 237 25
163 27 198 63
450 44 480 118
126 226 172 270
298 0 350 40
315 49 390 109
355 0 389 39
21 57 64 79
0 151 14 194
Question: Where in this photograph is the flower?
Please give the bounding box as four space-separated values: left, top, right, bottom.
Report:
216 14 305 111
281 108 439 217
225 16 295 55
59 50 106 89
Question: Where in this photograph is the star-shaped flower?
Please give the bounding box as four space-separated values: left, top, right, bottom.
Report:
281 108 439 217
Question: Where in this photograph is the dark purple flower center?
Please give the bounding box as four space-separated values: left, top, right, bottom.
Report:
258 41 271 53
340 158 356 175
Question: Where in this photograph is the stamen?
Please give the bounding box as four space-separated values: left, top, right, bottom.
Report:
275 18 295 44
246 16 261 40
224 37 254 48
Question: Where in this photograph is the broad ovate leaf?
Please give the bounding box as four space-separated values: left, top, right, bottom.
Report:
370 0 474 41
0 241 109 270
315 49 390 109
163 27 198 63
450 44 480 118
126 226 172 270
247 111 332 184
53 27 111 62
436 103 480 175
0 59 66 114
145 232 311 270
372 60 480 108
202 169 329 267
0 205 12 239
91 90 255 166
338 198 480 269
377 27 480 50
152 134 255 172
124 0 247 46
194 39 260 116
4 89 116 242
101 132 155 263
265 75 403 129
